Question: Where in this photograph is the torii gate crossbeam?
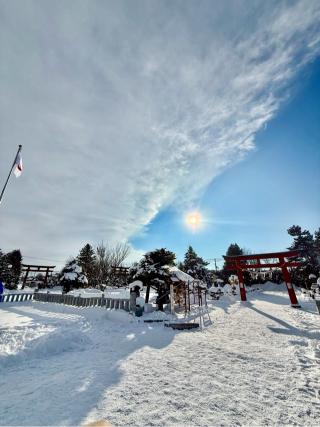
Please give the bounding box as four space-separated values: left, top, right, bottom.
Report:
223 250 302 308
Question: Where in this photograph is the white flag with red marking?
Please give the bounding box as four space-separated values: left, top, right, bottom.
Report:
13 152 23 177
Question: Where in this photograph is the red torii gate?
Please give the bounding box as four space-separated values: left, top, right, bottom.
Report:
223 250 302 308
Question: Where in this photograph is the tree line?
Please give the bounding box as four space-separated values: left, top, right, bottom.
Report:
1 224 319 290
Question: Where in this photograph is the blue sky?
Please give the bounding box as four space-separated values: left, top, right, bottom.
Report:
0 1 319 268
131 58 320 267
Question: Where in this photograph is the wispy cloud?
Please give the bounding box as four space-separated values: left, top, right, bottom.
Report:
0 0 319 263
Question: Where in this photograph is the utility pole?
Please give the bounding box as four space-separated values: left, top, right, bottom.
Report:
206 257 223 273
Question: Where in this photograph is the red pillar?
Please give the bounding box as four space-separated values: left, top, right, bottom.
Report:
281 264 300 308
237 269 247 302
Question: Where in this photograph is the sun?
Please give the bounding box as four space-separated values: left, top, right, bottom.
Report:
185 211 202 229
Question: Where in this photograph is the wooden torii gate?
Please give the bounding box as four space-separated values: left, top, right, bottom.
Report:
21 264 55 289
223 250 302 308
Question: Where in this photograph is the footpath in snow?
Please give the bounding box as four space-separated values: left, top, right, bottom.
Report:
0 286 319 426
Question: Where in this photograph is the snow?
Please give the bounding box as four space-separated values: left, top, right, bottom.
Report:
0 286 319 426
3 286 35 294
128 280 143 290
168 266 194 282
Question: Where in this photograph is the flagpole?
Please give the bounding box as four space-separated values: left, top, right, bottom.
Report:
0 145 22 205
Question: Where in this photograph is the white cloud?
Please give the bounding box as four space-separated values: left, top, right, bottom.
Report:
0 0 319 264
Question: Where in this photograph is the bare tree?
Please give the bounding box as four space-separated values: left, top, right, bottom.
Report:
94 242 131 284
110 242 131 268
95 243 111 283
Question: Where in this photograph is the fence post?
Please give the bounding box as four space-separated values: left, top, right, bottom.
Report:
130 291 137 314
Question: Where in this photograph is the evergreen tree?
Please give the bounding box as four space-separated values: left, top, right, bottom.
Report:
141 248 176 268
226 243 243 257
182 246 209 281
6 249 22 289
176 261 184 271
134 248 176 310
77 244 96 285
0 249 11 286
222 243 243 278
287 225 320 286
288 225 318 266
59 258 88 293
314 228 320 251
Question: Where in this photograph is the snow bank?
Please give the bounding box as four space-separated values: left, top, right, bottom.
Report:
3 286 35 294
1 327 92 368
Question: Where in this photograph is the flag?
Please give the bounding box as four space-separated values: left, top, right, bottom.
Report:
13 152 23 177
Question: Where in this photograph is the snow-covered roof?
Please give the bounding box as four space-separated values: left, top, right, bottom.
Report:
167 266 194 283
129 280 143 290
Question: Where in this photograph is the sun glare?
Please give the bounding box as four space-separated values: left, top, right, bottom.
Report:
185 211 202 230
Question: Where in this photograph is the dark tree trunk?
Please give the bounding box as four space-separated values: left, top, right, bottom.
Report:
145 284 151 303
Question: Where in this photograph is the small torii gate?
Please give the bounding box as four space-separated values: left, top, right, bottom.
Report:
223 250 302 308
21 264 55 289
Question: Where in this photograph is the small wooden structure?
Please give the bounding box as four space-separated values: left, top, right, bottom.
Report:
172 280 207 313
223 250 302 307
21 264 55 288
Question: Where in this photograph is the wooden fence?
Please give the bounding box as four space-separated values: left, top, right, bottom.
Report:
1 293 34 303
1 292 130 311
33 292 130 311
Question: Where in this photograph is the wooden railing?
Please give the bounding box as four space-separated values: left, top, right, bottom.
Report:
1 293 34 302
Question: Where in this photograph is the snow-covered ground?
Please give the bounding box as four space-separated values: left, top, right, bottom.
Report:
0 286 319 426
3 286 36 294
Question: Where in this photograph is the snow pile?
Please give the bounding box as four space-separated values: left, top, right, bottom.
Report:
1 326 91 368
3 286 35 294
208 282 237 298
105 288 130 299
68 288 103 298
